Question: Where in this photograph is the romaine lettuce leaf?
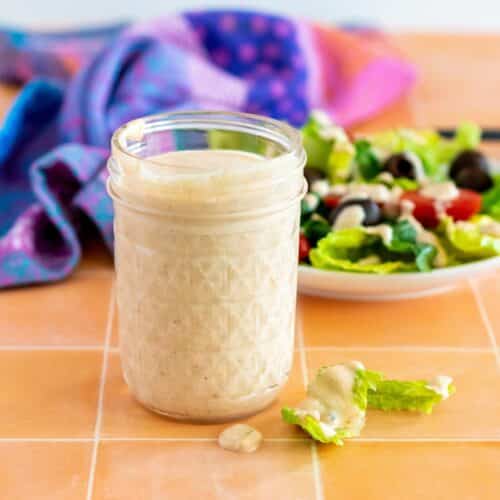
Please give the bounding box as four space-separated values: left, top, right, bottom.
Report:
281 407 350 445
385 220 437 272
353 369 384 410
282 363 455 444
309 221 437 273
354 139 381 180
439 216 500 259
309 252 412 274
392 177 420 191
481 175 500 220
302 216 331 246
327 143 355 183
301 111 355 182
281 365 376 444
368 379 456 414
309 228 391 272
302 116 333 171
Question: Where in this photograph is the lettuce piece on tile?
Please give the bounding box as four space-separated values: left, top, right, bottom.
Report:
352 369 384 410
282 362 375 445
281 407 350 445
368 376 456 414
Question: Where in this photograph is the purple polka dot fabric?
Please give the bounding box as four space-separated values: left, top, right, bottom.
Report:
0 11 415 287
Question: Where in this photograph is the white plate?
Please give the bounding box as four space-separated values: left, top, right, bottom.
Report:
298 256 500 301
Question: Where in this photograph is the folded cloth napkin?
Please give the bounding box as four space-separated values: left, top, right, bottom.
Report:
0 10 415 287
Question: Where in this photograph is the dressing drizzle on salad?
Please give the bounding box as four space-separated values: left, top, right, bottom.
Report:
299 111 500 273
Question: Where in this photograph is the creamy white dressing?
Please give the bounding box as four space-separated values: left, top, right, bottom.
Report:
477 218 500 237
112 149 301 421
303 193 320 211
400 129 426 144
339 183 402 205
399 212 447 267
377 171 395 184
372 147 391 163
420 182 459 202
318 124 350 143
402 151 427 181
311 110 350 144
357 255 382 266
329 184 347 197
318 421 337 438
311 110 332 128
297 361 366 436
426 375 453 400
400 199 415 216
218 424 263 453
311 179 330 197
333 205 365 230
364 224 394 246
457 218 500 238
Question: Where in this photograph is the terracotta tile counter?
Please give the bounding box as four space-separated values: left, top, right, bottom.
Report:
1 34 499 499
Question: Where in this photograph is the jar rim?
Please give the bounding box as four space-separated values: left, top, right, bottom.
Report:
108 110 306 218
111 110 305 168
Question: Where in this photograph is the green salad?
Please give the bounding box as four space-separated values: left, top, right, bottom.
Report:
299 111 500 273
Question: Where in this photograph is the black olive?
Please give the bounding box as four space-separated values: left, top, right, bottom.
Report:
329 198 382 227
449 150 493 192
383 153 416 179
304 167 326 189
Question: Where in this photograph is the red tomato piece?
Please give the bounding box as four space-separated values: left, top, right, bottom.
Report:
401 189 482 228
401 191 439 227
446 189 482 222
323 194 341 209
299 234 311 262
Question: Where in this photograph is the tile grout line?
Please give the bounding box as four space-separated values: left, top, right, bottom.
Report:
0 438 95 443
0 345 491 353
353 437 500 443
468 279 500 368
303 346 491 353
3 436 500 443
0 345 106 351
296 308 325 500
86 279 115 500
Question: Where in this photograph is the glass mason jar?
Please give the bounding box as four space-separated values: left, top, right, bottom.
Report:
108 111 306 422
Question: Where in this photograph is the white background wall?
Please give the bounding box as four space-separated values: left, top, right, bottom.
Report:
1 0 500 30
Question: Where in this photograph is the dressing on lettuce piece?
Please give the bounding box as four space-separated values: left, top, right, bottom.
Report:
308 228 406 273
367 376 456 414
282 363 455 444
309 221 437 273
439 215 500 260
281 362 378 444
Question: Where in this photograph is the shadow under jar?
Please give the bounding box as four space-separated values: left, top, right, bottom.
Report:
108 111 306 422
